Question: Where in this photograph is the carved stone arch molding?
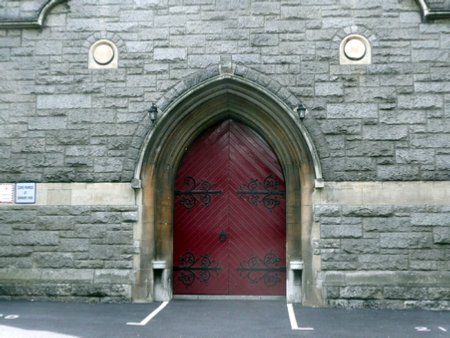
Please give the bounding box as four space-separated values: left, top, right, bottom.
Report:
0 0 67 29
134 73 324 306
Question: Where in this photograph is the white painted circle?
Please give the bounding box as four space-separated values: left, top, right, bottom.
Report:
344 38 366 60
93 43 114 65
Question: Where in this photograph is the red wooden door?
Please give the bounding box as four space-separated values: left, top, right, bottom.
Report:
173 119 286 295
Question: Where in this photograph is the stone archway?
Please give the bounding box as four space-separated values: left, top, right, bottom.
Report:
134 74 323 306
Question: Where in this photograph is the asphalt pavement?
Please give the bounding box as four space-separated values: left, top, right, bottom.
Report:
0 299 449 337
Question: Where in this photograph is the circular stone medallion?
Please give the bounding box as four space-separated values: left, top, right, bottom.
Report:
93 43 114 65
344 38 366 60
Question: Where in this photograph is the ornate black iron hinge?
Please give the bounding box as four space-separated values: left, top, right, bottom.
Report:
236 250 286 287
173 249 222 289
174 176 223 210
236 173 285 212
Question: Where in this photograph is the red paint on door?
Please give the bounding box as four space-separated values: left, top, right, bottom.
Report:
173 119 286 295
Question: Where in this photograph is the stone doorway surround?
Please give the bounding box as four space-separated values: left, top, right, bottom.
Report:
133 74 324 305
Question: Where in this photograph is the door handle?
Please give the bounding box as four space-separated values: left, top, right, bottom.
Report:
219 230 226 242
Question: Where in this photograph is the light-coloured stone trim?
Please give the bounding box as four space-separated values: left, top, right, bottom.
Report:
0 183 136 206
313 181 450 205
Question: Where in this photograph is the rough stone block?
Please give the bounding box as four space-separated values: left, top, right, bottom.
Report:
410 260 437 270
342 205 393 217
33 253 74 268
411 213 450 227
71 283 111 297
340 286 383 299
363 125 408 141
433 227 450 244
377 165 420 181
41 269 94 282
327 104 377 119
106 232 133 245
90 245 121 260
428 288 450 301
59 239 89 252
341 239 379 254
321 224 362 239
37 95 91 109
384 286 427 300
94 269 134 284
11 232 59 246
0 210 37 223
36 216 73 231
319 120 361 135
358 255 408 270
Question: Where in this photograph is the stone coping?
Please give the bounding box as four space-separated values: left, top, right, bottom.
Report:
313 181 450 205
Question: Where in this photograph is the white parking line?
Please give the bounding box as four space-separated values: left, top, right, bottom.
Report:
4 315 19 319
126 301 169 326
287 304 314 331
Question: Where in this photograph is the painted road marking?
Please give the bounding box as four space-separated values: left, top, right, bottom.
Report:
126 301 169 326
439 327 447 332
4 315 19 319
416 327 431 332
287 304 314 331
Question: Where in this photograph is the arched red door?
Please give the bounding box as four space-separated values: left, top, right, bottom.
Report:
173 119 286 295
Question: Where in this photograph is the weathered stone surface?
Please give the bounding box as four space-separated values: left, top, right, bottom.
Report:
433 227 450 244
11 232 59 246
33 253 74 268
321 224 363 239
340 286 383 299
0 0 449 309
342 206 393 217
359 254 409 270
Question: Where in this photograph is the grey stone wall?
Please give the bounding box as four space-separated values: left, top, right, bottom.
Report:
0 0 47 21
0 0 449 183
315 204 450 310
0 0 449 308
0 205 138 302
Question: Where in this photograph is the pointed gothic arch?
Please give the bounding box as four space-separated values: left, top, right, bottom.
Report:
133 74 323 305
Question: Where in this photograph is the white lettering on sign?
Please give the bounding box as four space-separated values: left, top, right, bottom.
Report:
0 183 14 203
15 182 36 204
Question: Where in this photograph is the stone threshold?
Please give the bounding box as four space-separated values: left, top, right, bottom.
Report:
173 295 286 301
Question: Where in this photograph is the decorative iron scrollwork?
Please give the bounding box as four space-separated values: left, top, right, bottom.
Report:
175 176 223 210
173 249 222 289
236 173 285 212
236 250 286 287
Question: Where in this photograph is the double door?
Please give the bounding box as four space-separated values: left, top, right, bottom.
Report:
173 119 286 295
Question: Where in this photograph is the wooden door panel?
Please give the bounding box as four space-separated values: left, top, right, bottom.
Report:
173 119 286 295
228 121 286 295
173 120 230 294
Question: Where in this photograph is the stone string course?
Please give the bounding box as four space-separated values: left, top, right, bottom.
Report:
0 205 138 302
315 204 450 310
